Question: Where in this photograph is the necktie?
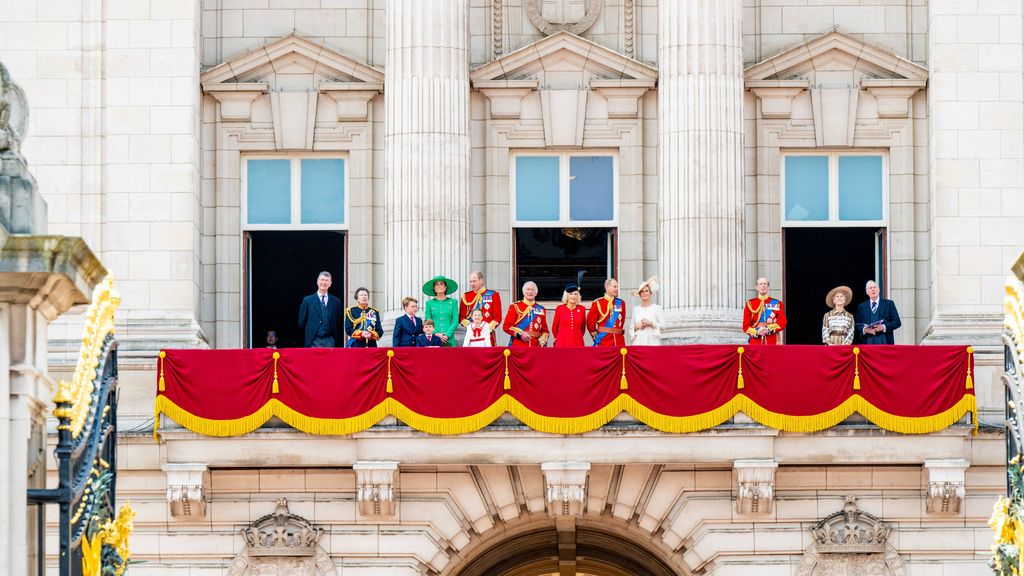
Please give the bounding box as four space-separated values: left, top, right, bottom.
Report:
871 301 878 314
321 295 327 309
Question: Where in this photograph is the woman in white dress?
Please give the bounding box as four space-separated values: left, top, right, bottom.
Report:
630 276 662 346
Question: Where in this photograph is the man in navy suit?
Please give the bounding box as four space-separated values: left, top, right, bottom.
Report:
854 280 901 344
298 271 342 347
393 296 423 347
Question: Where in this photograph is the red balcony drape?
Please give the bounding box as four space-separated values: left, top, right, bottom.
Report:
153 345 977 437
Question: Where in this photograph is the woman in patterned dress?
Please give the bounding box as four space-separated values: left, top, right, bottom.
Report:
821 285 855 345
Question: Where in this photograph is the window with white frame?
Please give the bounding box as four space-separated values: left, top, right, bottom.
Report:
241 155 348 349
781 151 887 226
511 152 617 300
242 156 348 229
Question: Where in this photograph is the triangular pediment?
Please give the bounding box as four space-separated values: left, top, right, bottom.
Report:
745 31 928 82
200 35 384 87
470 31 658 85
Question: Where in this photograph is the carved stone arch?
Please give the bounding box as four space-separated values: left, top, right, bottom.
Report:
442 517 689 576
227 499 338 576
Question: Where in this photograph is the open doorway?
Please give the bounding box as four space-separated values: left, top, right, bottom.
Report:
783 227 885 344
245 231 346 349
513 227 616 301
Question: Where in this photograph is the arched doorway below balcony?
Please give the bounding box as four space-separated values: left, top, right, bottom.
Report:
449 518 683 576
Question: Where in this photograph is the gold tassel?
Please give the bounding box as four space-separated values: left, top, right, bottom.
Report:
386 350 394 394
503 349 511 390
158 350 166 392
619 348 629 390
853 347 861 390
271 351 280 394
966 346 974 390
736 347 745 389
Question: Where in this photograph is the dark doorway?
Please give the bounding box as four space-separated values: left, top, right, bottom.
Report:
783 227 883 344
514 227 616 301
247 231 346 349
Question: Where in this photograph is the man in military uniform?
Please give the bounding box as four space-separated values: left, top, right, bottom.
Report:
586 278 626 347
742 277 786 345
344 287 383 348
502 281 549 348
459 270 502 345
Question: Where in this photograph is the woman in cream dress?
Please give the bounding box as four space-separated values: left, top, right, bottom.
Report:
630 277 662 346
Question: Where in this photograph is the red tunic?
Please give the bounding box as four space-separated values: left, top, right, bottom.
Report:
551 304 587 347
459 288 502 345
742 295 787 345
502 300 549 348
586 296 626 347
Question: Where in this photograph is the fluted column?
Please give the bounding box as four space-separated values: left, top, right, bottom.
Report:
657 0 745 343
384 0 471 317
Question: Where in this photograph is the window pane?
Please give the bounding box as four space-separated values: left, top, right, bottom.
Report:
839 155 884 221
301 159 345 224
784 156 829 221
247 159 291 224
515 156 560 221
569 156 614 221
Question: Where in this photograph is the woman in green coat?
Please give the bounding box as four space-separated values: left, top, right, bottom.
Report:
423 275 459 347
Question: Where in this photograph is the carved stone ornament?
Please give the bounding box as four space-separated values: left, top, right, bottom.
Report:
0 61 29 153
525 0 602 36
542 461 590 517
228 499 336 576
163 463 209 518
734 459 777 514
924 459 967 514
797 497 906 576
353 461 399 517
812 497 891 554
242 499 324 557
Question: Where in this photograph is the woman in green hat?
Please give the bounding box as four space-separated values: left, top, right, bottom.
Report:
423 275 459 347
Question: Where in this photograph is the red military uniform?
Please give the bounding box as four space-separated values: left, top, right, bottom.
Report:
460 288 502 345
586 296 626 347
502 300 549 348
742 295 787 345
551 303 587 347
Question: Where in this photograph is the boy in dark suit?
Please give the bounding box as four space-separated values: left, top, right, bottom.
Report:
393 296 423 347
854 280 901 344
297 271 342 347
416 320 444 347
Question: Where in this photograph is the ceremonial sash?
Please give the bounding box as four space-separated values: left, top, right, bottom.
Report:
346 308 377 348
758 299 779 324
510 303 539 346
593 298 623 346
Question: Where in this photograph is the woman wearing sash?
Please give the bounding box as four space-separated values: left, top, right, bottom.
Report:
502 281 549 348
343 287 383 347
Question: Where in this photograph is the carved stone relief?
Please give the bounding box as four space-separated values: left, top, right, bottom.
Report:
524 0 602 36
228 499 337 576
797 497 905 576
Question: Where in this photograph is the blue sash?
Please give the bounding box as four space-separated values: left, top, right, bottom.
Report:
346 308 377 347
473 290 494 313
509 303 539 347
758 299 780 324
593 298 623 346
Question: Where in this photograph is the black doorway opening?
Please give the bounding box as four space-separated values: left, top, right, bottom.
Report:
783 227 882 345
513 227 616 301
247 231 346 349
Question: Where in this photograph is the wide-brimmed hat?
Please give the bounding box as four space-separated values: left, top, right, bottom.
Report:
422 275 458 296
632 276 660 296
825 285 853 308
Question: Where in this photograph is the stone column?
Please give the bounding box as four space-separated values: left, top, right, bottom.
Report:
657 0 745 343
384 0 471 318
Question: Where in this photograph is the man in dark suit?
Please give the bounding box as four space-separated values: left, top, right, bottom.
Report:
298 271 342 347
393 296 423 347
854 280 901 344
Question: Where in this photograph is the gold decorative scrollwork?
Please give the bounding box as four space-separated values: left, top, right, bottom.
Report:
53 275 120 438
